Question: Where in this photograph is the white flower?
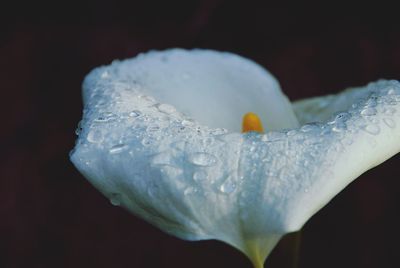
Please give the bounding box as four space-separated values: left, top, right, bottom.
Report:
70 49 400 268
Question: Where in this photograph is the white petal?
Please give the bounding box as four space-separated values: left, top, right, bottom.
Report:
91 48 298 132
283 80 400 229
71 49 400 267
292 85 375 125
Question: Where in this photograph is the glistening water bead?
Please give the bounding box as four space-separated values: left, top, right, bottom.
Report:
361 107 377 116
157 103 176 114
362 124 380 135
109 193 122 206
87 129 104 143
219 178 237 194
383 118 396 128
188 152 218 167
109 144 129 154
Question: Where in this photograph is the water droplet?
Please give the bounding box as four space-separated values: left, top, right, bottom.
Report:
129 110 142 117
69 148 76 158
210 128 227 135
362 124 380 135
361 107 377 116
110 193 121 206
94 112 118 122
300 123 321 133
109 144 129 154
87 129 104 143
219 179 236 194
286 129 297 136
184 187 197 195
181 119 195 127
157 104 176 114
75 120 83 135
146 124 160 132
193 170 208 182
334 112 351 122
266 131 286 141
138 95 156 105
388 88 396 95
141 138 152 146
101 71 110 79
332 123 346 132
365 97 378 107
383 118 396 128
188 152 217 167
261 135 269 142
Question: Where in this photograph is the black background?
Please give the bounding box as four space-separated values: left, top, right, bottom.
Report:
1 1 400 267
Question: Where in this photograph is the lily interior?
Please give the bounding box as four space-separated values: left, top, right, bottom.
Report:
70 49 400 268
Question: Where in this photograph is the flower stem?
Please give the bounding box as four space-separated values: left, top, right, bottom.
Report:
290 231 302 268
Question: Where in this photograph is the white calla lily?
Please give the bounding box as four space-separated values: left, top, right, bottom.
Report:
70 49 400 268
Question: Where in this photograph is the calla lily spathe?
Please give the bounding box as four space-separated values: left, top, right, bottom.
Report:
70 49 400 268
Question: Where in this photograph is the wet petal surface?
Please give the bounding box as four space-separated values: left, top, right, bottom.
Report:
71 49 400 267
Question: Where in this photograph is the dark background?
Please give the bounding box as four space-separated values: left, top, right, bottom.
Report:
1 1 400 267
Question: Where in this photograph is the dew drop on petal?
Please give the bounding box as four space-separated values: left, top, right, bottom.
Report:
300 123 320 133
362 124 380 135
146 124 161 132
157 103 176 114
388 88 395 95
209 128 228 135
109 144 129 154
335 112 351 123
75 120 83 135
110 193 121 206
365 98 378 108
286 129 297 136
129 110 142 118
361 107 377 116
87 129 104 143
69 149 76 158
188 153 217 167
193 170 208 182
184 187 197 195
332 123 347 132
219 179 236 194
101 71 110 79
141 138 152 147
383 118 396 128
94 112 118 123
181 119 195 127
138 95 156 106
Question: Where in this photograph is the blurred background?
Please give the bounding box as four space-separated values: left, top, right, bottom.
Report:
1 1 400 267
